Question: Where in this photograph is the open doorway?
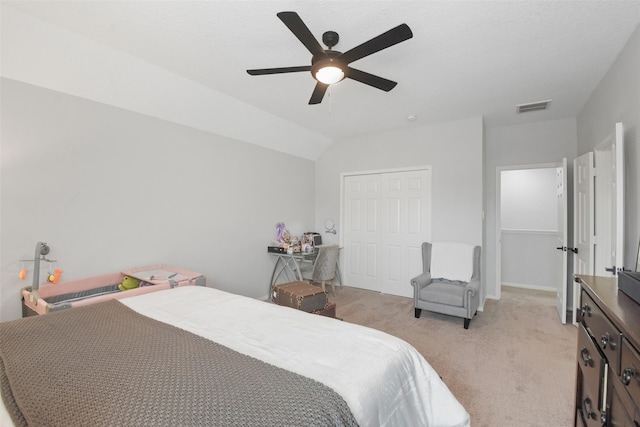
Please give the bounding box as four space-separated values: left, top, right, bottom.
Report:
495 162 567 314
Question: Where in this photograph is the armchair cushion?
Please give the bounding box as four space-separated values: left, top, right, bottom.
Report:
419 280 466 307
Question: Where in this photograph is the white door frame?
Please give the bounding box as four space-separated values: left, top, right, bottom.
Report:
495 162 562 300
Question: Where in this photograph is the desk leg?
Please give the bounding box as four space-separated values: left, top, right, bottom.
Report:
291 257 303 281
269 255 304 294
269 257 281 295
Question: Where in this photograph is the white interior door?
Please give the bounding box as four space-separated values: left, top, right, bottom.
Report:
594 122 625 276
613 122 625 275
573 151 595 324
571 122 624 324
343 169 431 298
556 159 568 324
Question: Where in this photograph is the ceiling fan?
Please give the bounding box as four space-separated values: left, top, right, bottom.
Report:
247 11 413 105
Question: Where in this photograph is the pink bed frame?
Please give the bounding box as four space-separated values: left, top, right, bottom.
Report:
22 264 205 316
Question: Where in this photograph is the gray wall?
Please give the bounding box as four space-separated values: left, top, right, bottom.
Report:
2 23 637 321
577 24 640 271
0 79 316 321
314 117 484 296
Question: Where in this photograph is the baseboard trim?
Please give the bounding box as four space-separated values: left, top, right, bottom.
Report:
501 282 556 293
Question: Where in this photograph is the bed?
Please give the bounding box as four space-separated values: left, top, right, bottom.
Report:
0 286 470 426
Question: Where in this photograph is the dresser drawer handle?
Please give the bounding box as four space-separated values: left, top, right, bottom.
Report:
621 367 636 386
580 347 593 367
599 332 617 350
582 397 596 420
600 333 609 349
580 304 591 319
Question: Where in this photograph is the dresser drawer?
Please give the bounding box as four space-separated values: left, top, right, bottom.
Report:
577 323 607 426
609 365 639 427
620 338 640 407
581 290 622 375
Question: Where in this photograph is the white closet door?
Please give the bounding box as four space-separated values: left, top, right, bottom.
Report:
343 169 431 298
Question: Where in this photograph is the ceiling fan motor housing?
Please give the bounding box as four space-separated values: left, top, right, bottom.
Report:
322 31 339 49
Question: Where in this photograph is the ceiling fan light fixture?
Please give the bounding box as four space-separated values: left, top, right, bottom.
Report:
247 12 413 104
315 65 345 84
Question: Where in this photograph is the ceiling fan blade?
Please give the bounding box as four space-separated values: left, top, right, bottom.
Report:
345 67 397 91
247 65 311 75
277 11 325 56
309 82 329 104
339 23 413 65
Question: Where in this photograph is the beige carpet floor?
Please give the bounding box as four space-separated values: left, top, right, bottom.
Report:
328 285 577 427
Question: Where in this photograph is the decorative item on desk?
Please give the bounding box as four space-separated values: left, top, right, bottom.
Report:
276 222 291 244
289 236 300 252
304 232 322 247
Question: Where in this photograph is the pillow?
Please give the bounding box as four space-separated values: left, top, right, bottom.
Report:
430 242 475 282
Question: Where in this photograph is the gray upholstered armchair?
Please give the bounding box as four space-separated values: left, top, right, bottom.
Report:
411 242 481 329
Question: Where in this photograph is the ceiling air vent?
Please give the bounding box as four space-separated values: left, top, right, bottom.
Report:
516 99 551 114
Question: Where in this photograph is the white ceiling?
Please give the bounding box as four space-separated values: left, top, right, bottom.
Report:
4 1 640 150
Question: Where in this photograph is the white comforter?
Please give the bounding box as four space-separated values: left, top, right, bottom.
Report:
1 286 470 426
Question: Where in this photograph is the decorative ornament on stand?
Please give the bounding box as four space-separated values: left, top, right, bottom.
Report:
47 265 63 284
20 241 63 307
19 260 27 280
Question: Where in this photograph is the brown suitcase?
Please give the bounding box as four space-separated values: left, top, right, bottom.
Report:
272 281 327 312
312 302 337 318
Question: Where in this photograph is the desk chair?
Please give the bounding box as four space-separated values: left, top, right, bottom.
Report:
301 245 339 296
410 242 481 329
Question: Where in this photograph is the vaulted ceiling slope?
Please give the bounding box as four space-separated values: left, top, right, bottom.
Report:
2 1 640 160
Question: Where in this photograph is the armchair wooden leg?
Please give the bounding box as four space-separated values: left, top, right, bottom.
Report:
464 318 471 329
414 308 421 318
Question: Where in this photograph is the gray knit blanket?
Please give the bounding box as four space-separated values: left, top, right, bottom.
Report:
0 300 358 426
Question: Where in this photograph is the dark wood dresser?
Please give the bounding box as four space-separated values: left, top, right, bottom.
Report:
575 275 640 426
